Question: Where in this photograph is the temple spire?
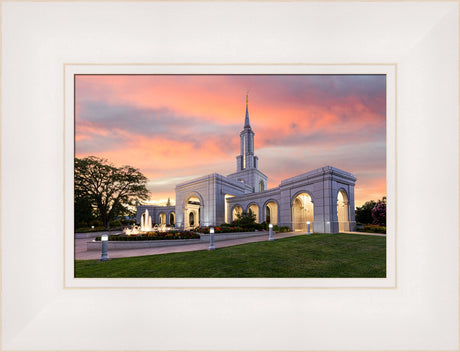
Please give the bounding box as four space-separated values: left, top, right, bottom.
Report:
244 92 251 128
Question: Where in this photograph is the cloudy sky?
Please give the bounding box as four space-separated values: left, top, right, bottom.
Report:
75 74 386 207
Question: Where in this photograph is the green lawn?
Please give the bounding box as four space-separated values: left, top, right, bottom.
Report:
75 233 386 278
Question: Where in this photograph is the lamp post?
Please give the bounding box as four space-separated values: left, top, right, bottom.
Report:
269 223 274 241
100 234 109 261
306 221 311 235
209 227 215 251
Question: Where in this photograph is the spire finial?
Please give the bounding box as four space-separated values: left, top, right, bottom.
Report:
244 91 251 128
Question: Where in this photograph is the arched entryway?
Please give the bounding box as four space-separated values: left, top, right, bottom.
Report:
159 212 166 225
337 190 350 232
168 212 175 226
184 195 201 229
292 193 314 232
232 205 243 222
247 204 259 223
264 201 278 225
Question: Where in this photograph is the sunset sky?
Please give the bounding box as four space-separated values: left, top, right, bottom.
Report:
75 74 386 208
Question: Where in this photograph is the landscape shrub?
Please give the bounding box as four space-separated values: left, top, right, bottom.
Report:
75 226 106 233
119 218 136 226
90 220 103 227
231 211 258 228
196 226 246 234
259 221 269 230
273 225 290 232
356 197 387 226
371 200 386 226
361 225 386 234
110 220 122 227
197 222 294 233
95 230 200 241
252 222 268 231
196 223 281 233
355 200 376 224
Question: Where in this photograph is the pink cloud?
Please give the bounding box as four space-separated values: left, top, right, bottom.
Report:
75 74 387 206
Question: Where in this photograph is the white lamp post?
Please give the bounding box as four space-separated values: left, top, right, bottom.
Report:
209 227 215 251
268 223 274 241
306 221 311 235
100 234 109 261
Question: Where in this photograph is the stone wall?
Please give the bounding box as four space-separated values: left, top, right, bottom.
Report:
227 166 356 233
175 173 251 228
136 205 176 225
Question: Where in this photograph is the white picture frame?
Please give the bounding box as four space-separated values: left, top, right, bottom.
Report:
1 1 458 351
65 63 396 289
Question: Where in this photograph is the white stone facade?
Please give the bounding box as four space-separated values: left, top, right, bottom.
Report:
137 96 357 233
226 166 356 233
136 205 175 226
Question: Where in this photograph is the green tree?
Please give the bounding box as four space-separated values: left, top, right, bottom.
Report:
355 200 377 224
74 156 149 228
355 197 386 225
232 210 257 228
74 191 97 228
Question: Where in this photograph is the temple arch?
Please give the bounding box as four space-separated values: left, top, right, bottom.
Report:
337 189 350 232
232 205 243 222
168 212 175 226
184 193 202 230
159 212 166 225
247 203 259 223
291 192 314 232
263 200 279 225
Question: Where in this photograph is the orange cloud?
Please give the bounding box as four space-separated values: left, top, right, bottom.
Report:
75 74 387 207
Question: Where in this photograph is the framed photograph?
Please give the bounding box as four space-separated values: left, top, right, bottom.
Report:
2 1 458 351
66 64 395 288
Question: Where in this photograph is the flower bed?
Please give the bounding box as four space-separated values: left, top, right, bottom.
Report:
196 225 290 234
76 226 125 233
75 226 106 233
95 230 200 241
196 226 250 234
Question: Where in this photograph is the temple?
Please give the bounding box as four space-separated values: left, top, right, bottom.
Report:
137 95 357 233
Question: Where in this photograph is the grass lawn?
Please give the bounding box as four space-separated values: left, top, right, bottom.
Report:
74 233 386 278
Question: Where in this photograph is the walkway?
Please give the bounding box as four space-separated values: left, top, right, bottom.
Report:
75 231 299 260
74 230 385 260
343 231 386 237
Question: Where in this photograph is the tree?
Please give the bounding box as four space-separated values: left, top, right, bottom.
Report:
232 210 257 228
355 200 377 224
372 197 386 226
74 156 149 228
74 191 97 228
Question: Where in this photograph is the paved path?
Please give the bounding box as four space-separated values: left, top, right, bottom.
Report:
75 231 301 260
344 231 386 237
74 230 385 260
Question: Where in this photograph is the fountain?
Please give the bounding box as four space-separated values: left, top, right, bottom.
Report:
140 209 153 231
123 209 174 236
